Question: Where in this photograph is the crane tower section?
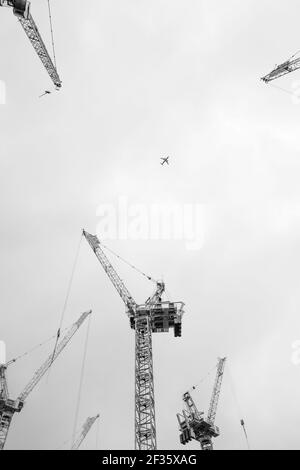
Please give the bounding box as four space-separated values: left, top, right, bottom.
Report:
135 315 156 450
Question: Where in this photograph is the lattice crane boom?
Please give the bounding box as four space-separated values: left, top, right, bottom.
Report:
0 310 91 450
83 230 137 316
18 310 91 403
262 57 300 83
207 357 226 425
0 0 62 88
71 414 100 450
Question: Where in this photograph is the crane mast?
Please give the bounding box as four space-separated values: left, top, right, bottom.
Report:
0 310 91 450
83 230 184 450
262 57 300 83
71 414 100 450
0 0 62 88
135 314 156 449
177 357 226 450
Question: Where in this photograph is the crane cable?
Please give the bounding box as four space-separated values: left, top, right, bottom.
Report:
164 285 174 302
6 324 70 367
227 365 251 450
46 0 57 69
49 233 83 373
290 49 300 60
56 426 81 450
57 434 75 450
100 241 158 284
240 419 250 451
71 313 92 449
267 81 297 98
187 363 217 395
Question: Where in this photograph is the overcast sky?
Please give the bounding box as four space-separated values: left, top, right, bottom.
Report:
1 0 300 450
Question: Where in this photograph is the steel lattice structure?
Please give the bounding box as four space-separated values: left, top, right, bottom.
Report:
207 357 226 425
71 414 100 450
0 0 62 88
135 315 156 449
262 57 300 83
83 230 184 450
177 357 226 450
0 311 91 450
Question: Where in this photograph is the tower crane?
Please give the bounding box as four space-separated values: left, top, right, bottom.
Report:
71 414 100 450
0 0 62 88
262 55 300 83
83 230 184 450
177 357 226 450
0 310 91 450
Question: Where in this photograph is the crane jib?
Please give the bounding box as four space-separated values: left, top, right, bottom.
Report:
0 0 62 88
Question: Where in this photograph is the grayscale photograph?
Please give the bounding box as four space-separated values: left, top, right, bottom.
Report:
1 0 300 455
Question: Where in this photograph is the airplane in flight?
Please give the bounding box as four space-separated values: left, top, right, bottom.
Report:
160 157 170 166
